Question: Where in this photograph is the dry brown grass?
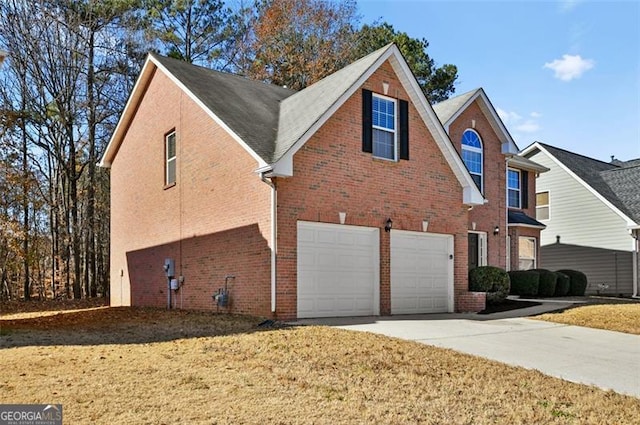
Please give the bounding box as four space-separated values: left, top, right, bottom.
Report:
1 302 639 424
535 303 640 335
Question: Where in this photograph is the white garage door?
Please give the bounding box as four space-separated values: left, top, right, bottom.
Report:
297 221 379 318
391 230 454 314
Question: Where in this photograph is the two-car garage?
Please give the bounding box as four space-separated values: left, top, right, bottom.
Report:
297 221 453 318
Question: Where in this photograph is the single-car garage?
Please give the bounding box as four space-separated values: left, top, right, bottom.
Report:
297 221 379 318
391 230 454 314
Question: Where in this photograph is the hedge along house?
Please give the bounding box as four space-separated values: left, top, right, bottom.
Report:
433 89 549 273
100 44 499 320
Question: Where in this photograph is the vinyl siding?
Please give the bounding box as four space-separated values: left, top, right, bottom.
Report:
541 244 633 295
529 151 634 252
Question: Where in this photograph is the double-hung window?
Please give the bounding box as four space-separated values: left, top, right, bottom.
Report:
507 168 521 208
362 89 409 161
536 191 550 220
165 131 176 186
372 94 396 160
518 236 536 270
461 129 483 192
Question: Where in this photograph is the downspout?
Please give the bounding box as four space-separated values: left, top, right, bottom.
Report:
505 155 512 270
632 230 639 298
260 172 277 312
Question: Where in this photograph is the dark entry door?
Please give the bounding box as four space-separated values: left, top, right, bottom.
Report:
468 233 478 271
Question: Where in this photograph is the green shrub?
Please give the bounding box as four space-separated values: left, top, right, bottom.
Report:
554 272 570 296
557 269 588 296
508 270 539 296
531 269 557 297
469 266 510 304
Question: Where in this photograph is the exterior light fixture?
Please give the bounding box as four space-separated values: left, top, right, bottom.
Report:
493 226 500 235
385 218 393 232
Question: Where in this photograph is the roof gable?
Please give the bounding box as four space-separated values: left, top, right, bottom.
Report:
100 44 485 205
522 142 640 226
268 44 484 205
273 45 393 162
152 54 296 163
99 54 296 168
433 88 519 155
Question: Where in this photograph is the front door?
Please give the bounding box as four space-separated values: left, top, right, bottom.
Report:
468 231 487 271
468 233 479 271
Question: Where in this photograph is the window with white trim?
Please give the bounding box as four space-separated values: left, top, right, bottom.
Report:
372 94 396 160
461 129 483 192
536 191 549 220
165 131 176 186
518 236 536 270
507 168 521 208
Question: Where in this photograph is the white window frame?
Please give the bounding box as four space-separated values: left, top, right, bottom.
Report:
536 191 550 220
165 131 176 186
507 168 521 209
461 129 483 192
518 236 536 270
372 93 397 161
506 235 511 271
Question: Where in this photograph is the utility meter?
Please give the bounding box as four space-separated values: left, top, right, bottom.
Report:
164 258 175 278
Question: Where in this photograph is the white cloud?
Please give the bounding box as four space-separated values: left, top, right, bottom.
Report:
544 54 595 81
497 107 541 134
516 121 541 133
559 0 581 12
496 107 521 125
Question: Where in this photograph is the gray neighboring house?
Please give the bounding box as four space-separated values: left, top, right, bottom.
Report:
521 142 640 296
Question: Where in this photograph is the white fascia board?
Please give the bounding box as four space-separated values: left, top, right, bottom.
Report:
507 223 546 230
388 54 484 206
99 55 157 168
271 47 396 177
151 56 268 169
100 54 268 169
443 89 519 154
527 142 637 227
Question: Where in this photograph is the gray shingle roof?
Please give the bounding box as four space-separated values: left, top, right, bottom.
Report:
274 45 393 161
612 158 640 168
601 165 640 224
508 210 546 228
151 45 394 164
432 88 480 125
538 143 640 223
151 53 296 162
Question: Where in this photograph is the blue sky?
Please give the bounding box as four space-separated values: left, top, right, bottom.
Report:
358 0 640 162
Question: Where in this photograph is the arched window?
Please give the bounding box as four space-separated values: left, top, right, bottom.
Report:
461 129 483 192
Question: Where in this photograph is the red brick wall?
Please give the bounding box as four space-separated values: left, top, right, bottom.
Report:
507 170 543 270
447 100 507 269
110 69 273 316
274 61 474 319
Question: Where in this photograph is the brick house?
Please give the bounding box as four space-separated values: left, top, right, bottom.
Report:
433 89 549 273
100 44 545 320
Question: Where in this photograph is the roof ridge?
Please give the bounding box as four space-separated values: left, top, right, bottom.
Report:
537 142 620 169
150 52 298 95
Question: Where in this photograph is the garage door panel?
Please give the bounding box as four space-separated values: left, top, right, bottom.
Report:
297 222 379 318
391 230 453 314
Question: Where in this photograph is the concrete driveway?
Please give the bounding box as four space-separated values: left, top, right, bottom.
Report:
294 304 640 398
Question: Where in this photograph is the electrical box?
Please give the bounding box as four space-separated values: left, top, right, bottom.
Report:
164 258 175 278
170 278 179 290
